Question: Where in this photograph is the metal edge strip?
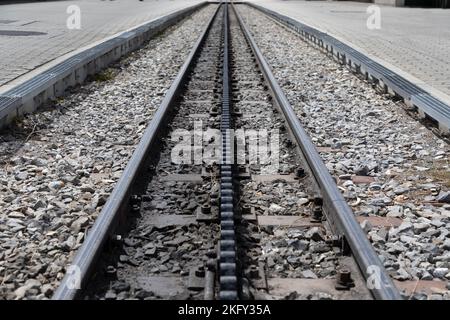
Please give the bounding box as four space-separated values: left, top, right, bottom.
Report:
0 2 208 129
245 2 450 133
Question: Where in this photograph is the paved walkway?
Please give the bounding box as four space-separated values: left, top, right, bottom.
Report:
0 0 203 88
248 0 450 98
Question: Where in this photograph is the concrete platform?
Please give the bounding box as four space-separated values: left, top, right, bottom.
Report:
0 0 208 129
0 0 203 89
247 0 450 101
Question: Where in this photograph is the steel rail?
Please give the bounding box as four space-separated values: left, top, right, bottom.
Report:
231 3 402 300
52 4 222 300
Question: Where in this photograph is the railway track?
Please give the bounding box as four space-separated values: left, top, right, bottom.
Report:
52 2 402 300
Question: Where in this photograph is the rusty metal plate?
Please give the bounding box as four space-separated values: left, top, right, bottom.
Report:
352 175 376 184
257 215 320 227
135 276 187 297
316 147 343 153
183 100 213 105
252 174 297 183
147 214 196 228
188 113 211 118
356 216 402 228
267 278 372 300
257 215 402 229
159 174 203 183
395 280 448 296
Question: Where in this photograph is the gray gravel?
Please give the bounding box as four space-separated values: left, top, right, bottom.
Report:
82 5 224 300
0 5 217 300
237 4 450 299
229 10 340 300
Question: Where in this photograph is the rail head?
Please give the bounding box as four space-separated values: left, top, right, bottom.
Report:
231 2 402 300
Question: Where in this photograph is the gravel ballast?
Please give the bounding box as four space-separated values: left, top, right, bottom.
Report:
237 4 450 299
0 4 217 300
82 6 225 299
229 10 340 300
